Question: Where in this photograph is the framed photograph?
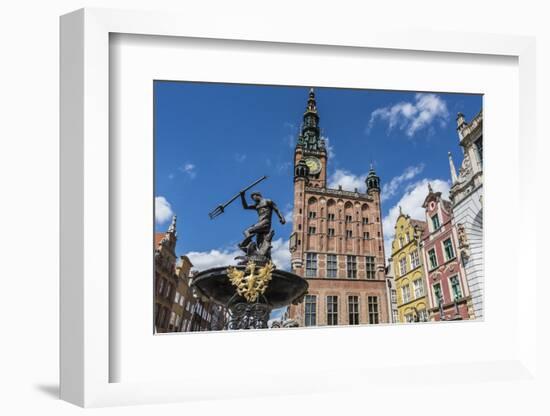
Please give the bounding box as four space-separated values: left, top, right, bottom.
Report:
60 7 538 408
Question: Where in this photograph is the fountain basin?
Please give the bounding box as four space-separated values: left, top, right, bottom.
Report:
190 266 308 308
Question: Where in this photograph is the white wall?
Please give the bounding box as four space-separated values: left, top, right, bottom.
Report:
0 1 548 415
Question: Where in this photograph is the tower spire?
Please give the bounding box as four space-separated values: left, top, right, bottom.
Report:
366 164 381 194
297 88 323 151
448 151 458 184
168 215 177 234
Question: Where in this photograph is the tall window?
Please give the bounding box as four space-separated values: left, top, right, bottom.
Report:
308 226 316 234
417 308 428 322
450 276 462 300
392 309 399 323
402 284 411 303
304 295 317 326
399 236 405 248
443 238 455 261
405 233 410 243
363 232 370 240
348 296 359 325
362 217 369 224
428 249 438 269
391 289 397 303
399 257 407 276
345 215 353 223
327 295 338 325
410 250 420 268
308 211 317 219
305 253 317 277
346 229 353 238
368 296 379 324
433 282 443 305
365 256 376 279
431 214 440 230
328 228 335 236
413 279 424 298
475 137 483 167
328 213 335 221
327 254 338 278
346 255 357 278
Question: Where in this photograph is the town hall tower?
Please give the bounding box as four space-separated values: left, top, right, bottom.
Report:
288 89 389 326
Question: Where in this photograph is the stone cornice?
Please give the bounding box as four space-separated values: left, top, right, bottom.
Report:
303 277 385 283
397 296 427 309
450 172 483 203
305 186 374 202
458 110 483 143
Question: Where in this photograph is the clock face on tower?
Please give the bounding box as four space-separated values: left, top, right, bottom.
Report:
304 157 322 175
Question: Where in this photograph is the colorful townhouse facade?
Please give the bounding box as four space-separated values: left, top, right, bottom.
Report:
154 216 228 333
154 216 180 333
390 210 429 323
421 185 474 321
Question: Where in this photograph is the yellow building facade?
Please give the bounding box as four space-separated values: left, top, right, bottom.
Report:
390 212 429 323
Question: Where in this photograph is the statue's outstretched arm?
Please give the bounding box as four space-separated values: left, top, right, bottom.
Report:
272 201 286 224
240 192 255 210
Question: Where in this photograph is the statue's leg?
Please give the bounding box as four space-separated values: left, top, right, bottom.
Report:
239 224 257 248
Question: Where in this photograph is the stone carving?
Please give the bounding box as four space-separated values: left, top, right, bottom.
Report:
457 223 470 258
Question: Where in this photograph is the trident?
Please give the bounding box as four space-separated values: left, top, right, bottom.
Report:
208 176 268 219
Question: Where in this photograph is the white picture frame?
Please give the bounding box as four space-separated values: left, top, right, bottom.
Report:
60 7 538 408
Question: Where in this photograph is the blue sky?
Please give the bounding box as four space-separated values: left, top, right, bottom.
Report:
154 81 482 271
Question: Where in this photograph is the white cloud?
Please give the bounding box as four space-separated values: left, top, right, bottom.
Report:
327 169 367 192
381 164 425 202
185 247 241 271
184 238 291 272
382 178 450 261
234 153 247 163
284 210 293 223
329 164 425 199
368 93 449 137
270 238 291 271
322 136 336 159
276 161 292 174
155 196 174 224
282 203 293 224
283 122 297 148
179 162 197 179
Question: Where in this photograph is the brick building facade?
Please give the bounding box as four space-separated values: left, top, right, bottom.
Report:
288 89 389 326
